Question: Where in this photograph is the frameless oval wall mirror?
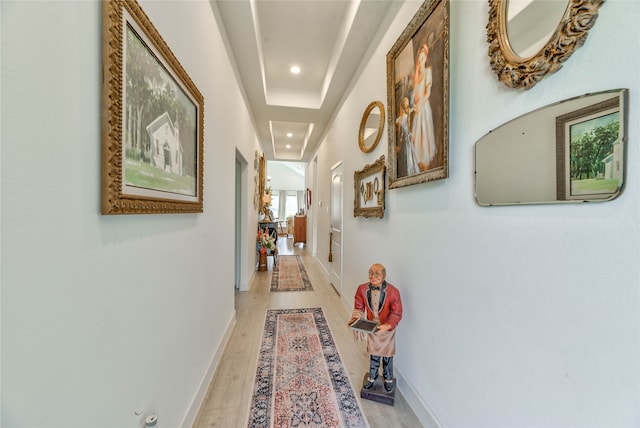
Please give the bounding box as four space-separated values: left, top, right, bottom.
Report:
358 101 385 153
475 89 628 206
487 0 604 89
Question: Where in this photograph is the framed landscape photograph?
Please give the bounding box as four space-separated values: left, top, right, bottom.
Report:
102 0 204 214
386 0 449 189
354 156 386 218
556 95 624 201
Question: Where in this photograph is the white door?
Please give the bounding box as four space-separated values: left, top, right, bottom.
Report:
234 156 244 290
330 162 343 294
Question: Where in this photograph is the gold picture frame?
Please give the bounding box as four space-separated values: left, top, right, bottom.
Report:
386 0 449 189
253 150 260 210
354 156 386 218
486 0 604 90
258 153 266 212
358 101 385 153
101 0 204 214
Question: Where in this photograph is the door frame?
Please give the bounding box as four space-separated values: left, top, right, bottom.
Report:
234 150 249 291
330 161 343 295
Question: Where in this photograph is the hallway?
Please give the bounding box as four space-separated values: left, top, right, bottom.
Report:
193 237 422 427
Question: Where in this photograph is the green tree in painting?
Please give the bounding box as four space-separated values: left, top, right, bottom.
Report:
125 26 162 161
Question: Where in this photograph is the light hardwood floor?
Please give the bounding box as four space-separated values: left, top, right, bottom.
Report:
193 236 422 428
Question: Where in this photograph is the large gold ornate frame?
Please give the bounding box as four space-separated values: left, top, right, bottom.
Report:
386 0 449 189
487 0 604 90
102 0 204 214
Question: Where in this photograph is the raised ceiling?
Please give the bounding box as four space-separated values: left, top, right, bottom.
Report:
210 0 401 161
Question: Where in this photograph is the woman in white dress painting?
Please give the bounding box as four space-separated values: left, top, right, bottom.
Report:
395 96 419 177
411 44 437 172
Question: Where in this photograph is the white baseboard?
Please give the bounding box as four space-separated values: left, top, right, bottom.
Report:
316 256 332 279
312 256 351 311
240 269 256 291
396 368 442 428
181 310 237 428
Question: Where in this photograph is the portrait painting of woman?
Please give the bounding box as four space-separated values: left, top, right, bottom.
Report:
412 43 437 172
386 0 449 188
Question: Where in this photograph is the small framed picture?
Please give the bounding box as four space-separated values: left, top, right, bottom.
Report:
354 156 386 218
556 94 625 200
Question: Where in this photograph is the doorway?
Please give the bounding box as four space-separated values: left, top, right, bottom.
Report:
234 157 242 290
234 151 249 291
330 162 343 295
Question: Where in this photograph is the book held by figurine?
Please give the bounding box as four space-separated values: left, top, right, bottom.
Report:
349 319 379 334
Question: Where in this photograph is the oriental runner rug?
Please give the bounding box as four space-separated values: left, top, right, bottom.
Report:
247 307 369 428
270 255 314 292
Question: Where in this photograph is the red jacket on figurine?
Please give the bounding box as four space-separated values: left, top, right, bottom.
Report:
353 281 403 330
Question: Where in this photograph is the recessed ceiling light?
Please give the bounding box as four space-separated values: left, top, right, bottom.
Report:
286 144 291 149
290 65 301 74
286 132 293 137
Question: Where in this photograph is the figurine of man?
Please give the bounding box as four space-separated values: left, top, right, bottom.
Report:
348 263 403 392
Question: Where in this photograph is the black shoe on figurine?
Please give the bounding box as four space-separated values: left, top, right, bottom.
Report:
384 379 394 392
363 376 376 389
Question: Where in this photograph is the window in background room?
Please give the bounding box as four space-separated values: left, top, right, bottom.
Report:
286 191 299 217
270 191 280 218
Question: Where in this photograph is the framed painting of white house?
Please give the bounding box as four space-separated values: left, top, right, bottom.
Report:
101 0 204 214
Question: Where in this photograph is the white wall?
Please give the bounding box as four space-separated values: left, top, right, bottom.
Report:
1 1 260 427
266 161 305 191
312 0 640 426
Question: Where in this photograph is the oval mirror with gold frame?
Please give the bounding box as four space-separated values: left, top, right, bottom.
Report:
358 101 385 153
487 0 604 89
